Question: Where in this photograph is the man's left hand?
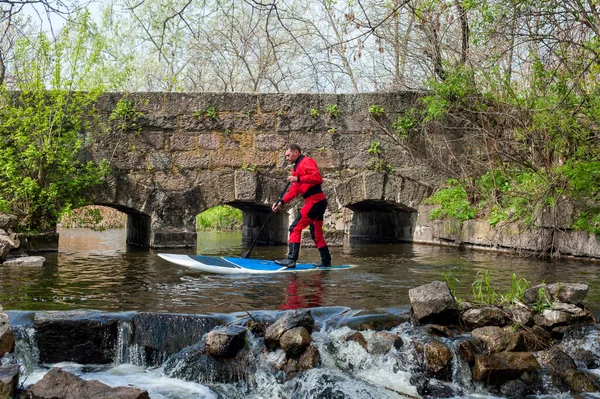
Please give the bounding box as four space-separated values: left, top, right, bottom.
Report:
286 175 298 183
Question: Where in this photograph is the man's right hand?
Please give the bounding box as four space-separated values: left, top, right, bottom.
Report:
271 202 281 213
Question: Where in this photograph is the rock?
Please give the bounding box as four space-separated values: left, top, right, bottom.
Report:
0 365 18 399
264 309 314 350
471 326 524 353
500 379 532 398
344 331 367 351
0 312 15 356
410 374 458 398
164 343 252 384
205 325 246 358
425 324 453 337
461 306 507 329
534 309 573 328
472 352 540 385
0 234 16 261
523 284 551 306
535 348 577 371
34 312 120 364
547 283 588 304
408 281 458 325
456 339 479 365
424 339 453 380
552 369 600 393
2 256 45 266
27 368 150 399
571 348 598 368
132 312 221 366
507 305 532 326
337 313 405 331
0 214 17 232
280 327 313 358
551 302 595 324
369 331 403 355
281 343 322 375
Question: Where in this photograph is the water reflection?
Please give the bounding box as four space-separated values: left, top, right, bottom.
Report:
0 228 599 313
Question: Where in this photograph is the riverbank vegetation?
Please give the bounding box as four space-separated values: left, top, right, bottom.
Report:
196 205 243 231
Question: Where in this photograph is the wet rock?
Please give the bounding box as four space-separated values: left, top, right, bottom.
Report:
500 379 531 398
571 348 598 368
507 304 533 326
547 283 588 305
0 311 15 356
132 312 221 366
338 313 405 331
410 374 457 398
456 339 479 365
530 324 553 346
34 311 120 364
2 256 45 266
242 313 275 337
205 325 246 358
534 309 574 328
369 331 403 355
280 327 312 358
0 365 18 399
523 284 551 306
27 368 150 399
164 343 252 384
344 331 367 351
424 339 453 380
280 343 321 375
264 309 314 350
535 348 577 371
552 369 600 393
471 326 524 353
425 324 453 337
472 352 540 385
408 281 458 325
461 306 507 329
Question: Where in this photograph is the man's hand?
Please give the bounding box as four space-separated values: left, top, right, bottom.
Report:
271 201 281 213
286 175 299 183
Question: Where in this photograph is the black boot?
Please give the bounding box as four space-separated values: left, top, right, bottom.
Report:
275 242 300 268
313 246 331 267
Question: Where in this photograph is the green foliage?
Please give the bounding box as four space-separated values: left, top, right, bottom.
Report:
0 14 110 232
194 106 218 120
197 205 243 231
472 270 498 305
443 270 460 298
425 180 477 221
310 108 320 118
326 104 339 117
368 105 384 117
500 274 530 304
367 141 394 173
110 96 143 131
242 163 257 173
392 108 418 138
531 287 553 313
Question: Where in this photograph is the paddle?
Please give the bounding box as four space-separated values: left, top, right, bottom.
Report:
241 181 291 259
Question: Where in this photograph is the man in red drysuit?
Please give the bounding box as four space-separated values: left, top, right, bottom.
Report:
271 144 331 268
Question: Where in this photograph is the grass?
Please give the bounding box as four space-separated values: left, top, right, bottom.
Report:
196 205 243 231
58 206 127 230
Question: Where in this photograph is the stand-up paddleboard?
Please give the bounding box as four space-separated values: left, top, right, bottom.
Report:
158 254 353 274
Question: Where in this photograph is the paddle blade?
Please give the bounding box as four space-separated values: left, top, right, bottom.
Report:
241 250 251 258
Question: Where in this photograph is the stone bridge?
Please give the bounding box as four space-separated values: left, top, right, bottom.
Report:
83 92 445 248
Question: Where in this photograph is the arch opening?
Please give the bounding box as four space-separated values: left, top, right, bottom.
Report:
228 201 289 246
346 200 417 244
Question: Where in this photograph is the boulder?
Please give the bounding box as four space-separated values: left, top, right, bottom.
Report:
264 309 314 350
164 343 252 384
2 256 45 267
0 365 18 399
534 309 574 328
571 348 598 368
34 312 120 364
424 339 453 380
344 332 367 351
552 369 600 393
0 214 17 232
547 283 588 304
0 312 15 356
522 284 551 306
507 304 533 326
132 312 221 366
279 327 313 358
27 368 149 399
535 348 576 372
408 281 458 325
461 306 507 329
0 234 16 262
335 313 404 331
499 379 532 398
409 374 458 398
425 324 453 338
471 326 524 353
369 331 403 355
472 352 540 385
456 339 479 365
205 325 246 358
279 343 321 375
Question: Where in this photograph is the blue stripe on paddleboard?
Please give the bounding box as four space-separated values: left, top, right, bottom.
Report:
190 255 240 268
222 257 350 271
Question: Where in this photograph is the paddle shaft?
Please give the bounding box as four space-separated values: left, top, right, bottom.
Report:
242 182 291 258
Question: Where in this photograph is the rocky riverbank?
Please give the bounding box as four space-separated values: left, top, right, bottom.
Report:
0 279 598 398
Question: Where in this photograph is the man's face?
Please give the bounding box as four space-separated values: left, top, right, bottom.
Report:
285 149 300 163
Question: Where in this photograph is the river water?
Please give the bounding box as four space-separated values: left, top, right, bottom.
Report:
2 228 600 313
5 228 600 399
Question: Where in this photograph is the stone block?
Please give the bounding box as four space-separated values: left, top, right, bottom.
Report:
461 219 494 246
173 151 210 170
222 133 254 150
234 170 258 201
255 133 286 151
288 132 334 150
197 133 221 150
555 230 600 259
148 152 172 171
170 134 197 151
308 149 341 169
363 171 385 200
